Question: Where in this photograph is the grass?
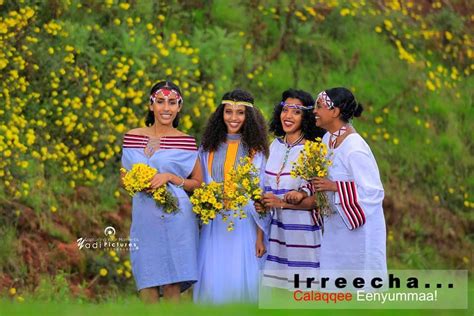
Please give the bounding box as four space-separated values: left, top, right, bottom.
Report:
1 298 472 316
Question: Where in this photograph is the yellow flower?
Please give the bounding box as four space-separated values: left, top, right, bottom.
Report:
9 287 16 296
445 31 453 40
119 3 130 10
99 268 108 277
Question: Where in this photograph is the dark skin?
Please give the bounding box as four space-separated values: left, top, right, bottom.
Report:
283 102 356 205
121 92 203 303
255 101 318 212
222 104 266 258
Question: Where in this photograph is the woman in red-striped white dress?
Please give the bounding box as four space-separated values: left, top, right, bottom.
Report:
292 87 386 283
121 81 202 303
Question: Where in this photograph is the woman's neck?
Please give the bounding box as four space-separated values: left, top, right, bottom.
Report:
149 124 175 137
227 133 242 141
326 121 346 134
285 131 303 144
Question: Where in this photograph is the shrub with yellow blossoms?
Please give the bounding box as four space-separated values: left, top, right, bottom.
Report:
121 163 178 214
191 156 263 231
291 139 333 216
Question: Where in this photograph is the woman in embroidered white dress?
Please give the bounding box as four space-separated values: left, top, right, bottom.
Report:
258 89 325 290
289 87 387 284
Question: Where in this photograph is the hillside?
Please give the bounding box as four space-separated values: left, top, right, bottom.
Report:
0 0 472 302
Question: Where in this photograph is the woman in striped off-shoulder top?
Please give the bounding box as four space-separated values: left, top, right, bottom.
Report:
121 81 203 303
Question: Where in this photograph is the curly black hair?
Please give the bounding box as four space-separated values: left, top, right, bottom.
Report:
269 89 326 140
201 89 269 157
323 87 364 122
145 80 183 128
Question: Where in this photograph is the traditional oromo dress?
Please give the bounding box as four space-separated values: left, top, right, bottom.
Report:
121 133 199 292
193 134 271 304
320 132 386 285
262 138 322 289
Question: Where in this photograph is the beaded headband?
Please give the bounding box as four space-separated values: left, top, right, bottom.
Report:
150 88 183 105
316 91 334 109
280 101 313 110
221 100 254 108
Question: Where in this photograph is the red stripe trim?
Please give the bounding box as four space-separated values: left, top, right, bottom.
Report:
344 182 363 228
124 133 148 139
343 181 362 228
124 134 195 140
160 141 196 146
311 209 318 226
349 181 366 224
336 181 356 229
161 136 195 140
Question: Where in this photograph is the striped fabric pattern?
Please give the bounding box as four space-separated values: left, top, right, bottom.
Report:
271 219 320 232
336 180 366 230
297 182 323 227
266 255 320 268
122 133 197 151
262 139 322 289
264 186 293 196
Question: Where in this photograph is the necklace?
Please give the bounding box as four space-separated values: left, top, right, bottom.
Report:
276 133 304 188
329 125 348 149
144 137 161 158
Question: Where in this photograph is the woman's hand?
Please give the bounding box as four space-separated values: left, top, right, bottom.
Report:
255 238 266 258
148 173 171 190
254 200 267 213
311 177 337 192
261 193 284 209
284 190 307 205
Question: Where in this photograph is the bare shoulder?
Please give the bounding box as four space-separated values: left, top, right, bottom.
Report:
126 127 148 136
174 130 194 138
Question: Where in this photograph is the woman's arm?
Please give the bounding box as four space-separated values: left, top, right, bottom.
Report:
152 159 203 192
180 158 203 192
256 226 266 257
261 192 316 211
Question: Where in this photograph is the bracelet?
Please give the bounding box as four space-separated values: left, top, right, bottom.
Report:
177 176 185 188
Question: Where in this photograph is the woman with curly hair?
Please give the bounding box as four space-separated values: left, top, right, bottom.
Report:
193 89 271 304
258 89 325 290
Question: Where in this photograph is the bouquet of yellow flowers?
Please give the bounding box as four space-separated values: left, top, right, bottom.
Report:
225 156 266 219
290 139 333 216
121 163 178 214
190 181 224 225
191 156 264 231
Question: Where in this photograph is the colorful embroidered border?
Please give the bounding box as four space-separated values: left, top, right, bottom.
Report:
150 88 183 105
280 102 313 110
316 91 334 109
